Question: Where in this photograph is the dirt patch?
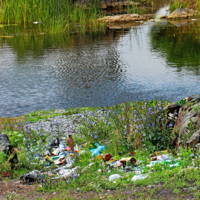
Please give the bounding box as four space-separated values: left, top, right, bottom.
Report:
0 180 195 199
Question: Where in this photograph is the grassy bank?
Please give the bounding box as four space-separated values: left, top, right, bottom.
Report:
170 0 200 12
0 0 149 34
0 0 106 33
1 99 200 199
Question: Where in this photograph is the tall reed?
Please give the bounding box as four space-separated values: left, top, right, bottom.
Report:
0 0 105 33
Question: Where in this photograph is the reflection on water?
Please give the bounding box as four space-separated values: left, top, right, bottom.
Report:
1 8 200 117
150 20 200 71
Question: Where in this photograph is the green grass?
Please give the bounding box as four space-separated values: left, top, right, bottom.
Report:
0 0 155 34
1 99 200 198
169 0 200 12
25 107 99 123
0 0 105 34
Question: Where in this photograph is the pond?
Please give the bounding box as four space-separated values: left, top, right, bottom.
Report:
1 2 200 117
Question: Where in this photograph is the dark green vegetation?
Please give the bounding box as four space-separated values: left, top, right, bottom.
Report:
150 20 200 74
0 0 150 34
1 100 200 199
170 0 200 12
0 27 113 59
0 0 105 33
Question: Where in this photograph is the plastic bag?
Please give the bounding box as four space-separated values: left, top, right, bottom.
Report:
109 174 121 181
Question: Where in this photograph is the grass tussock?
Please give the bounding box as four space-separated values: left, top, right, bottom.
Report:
0 116 26 131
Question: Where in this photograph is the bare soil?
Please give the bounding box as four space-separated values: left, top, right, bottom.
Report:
0 179 195 200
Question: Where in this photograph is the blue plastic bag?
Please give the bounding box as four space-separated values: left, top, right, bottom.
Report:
90 145 105 157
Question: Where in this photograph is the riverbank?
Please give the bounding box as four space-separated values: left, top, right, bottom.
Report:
1 97 200 199
170 0 200 12
0 0 106 34
0 0 170 34
0 0 152 34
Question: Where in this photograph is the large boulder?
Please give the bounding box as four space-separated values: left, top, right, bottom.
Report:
171 95 200 147
98 14 145 23
168 8 199 19
176 96 200 137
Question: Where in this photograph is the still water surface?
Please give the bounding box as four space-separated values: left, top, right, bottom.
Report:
1 5 200 117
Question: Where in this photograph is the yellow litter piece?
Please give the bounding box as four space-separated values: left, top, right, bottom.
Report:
119 157 132 162
45 155 55 165
154 150 168 156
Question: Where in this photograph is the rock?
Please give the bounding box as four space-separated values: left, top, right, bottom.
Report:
101 2 141 9
26 110 105 138
173 104 187 132
165 103 180 116
160 15 168 19
186 130 200 148
107 21 145 29
173 95 200 144
0 134 18 168
0 134 11 153
142 14 156 19
168 8 200 19
98 14 146 23
178 106 200 138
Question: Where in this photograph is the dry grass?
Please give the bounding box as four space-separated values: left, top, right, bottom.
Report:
0 116 26 131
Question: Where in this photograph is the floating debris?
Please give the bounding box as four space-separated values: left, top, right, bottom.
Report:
33 21 42 24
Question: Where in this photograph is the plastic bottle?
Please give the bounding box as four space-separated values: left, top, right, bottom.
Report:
59 142 65 152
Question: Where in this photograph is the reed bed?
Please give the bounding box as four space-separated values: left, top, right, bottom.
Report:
0 0 105 33
0 0 154 33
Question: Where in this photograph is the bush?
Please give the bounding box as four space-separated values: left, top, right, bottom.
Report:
5 131 24 148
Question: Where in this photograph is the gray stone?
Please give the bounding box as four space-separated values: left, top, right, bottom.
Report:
171 95 200 147
186 130 200 148
142 14 156 19
25 110 105 139
0 133 18 168
0 134 11 153
178 102 200 138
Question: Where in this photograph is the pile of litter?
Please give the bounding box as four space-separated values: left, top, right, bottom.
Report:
19 139 182 185
20 138 81 184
